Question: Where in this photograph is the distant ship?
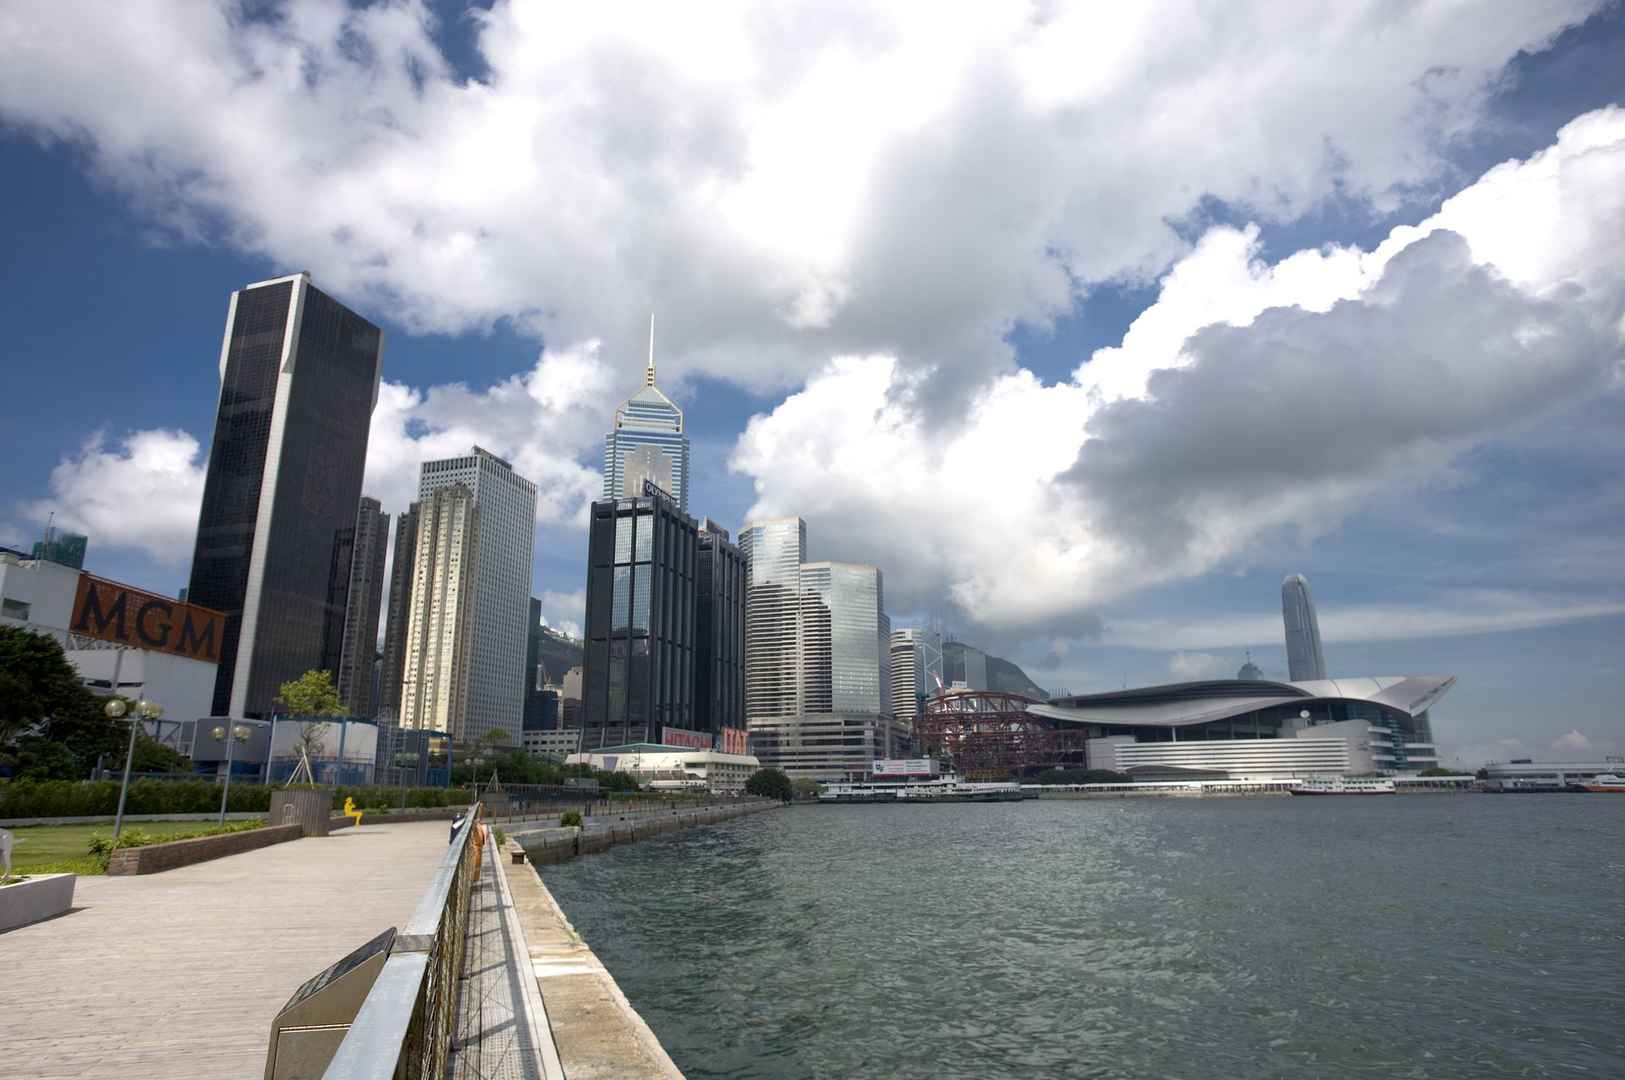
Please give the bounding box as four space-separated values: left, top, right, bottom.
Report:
1289 776 1396 796
819 776 1025 803
1580 773 1625 793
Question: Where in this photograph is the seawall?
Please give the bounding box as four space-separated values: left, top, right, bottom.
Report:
509 798 779 865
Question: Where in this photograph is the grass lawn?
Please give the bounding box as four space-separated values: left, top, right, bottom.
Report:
4 820 265 876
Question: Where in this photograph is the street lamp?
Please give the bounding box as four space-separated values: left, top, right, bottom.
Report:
215 721 256 825
107 696 162 840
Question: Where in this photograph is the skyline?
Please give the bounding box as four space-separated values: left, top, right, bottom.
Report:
2 1 1624 767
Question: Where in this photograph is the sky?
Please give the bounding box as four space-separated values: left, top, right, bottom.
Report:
1 0 1623 768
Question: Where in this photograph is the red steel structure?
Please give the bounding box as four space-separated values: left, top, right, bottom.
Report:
916 689 1085 778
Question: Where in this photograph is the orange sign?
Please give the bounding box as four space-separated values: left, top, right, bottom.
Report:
70 574 226 664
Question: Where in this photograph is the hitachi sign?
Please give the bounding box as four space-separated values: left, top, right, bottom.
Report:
70 573 226 664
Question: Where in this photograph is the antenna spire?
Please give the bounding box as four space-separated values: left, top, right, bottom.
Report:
644 313 656 386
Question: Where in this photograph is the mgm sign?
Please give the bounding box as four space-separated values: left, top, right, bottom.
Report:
70 573 227 663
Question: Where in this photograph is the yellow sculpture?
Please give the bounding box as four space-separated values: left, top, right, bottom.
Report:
342 797 363 828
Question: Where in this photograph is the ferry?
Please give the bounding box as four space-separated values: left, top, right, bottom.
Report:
819 775 1025 804
1289 776 1396 796
1580 773 1625 793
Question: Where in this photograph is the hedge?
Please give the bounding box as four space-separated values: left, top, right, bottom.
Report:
0 779 463 819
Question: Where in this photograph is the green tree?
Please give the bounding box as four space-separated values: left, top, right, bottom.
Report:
745 767 794 802
278 670 344 716
0 626 93 746
1419 767 1458 777
791 777 821 800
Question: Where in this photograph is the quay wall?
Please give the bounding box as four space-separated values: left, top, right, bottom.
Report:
1036 789 1292 800
509 799 779 864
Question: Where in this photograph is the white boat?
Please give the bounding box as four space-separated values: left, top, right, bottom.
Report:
1580 773 1625 793
1289 776 1396 796
818 775 1025 803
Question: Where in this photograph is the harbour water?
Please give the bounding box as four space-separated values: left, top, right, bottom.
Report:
539 796 1625 1079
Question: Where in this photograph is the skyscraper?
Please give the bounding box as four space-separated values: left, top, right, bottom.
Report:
31 531 88 570
580 484 698 748
378 500 419 719
889 627 943 728
1282 574 1329 681
187 272 382 718
400 484 480 734
418 447 538 744
695 519 745 733
336 496 389 716
602 321 690 511
739 517 807 725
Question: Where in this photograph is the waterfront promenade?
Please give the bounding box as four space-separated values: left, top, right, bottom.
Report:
3 820 451 1080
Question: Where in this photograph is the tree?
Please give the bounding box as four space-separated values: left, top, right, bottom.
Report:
0 626 94 747
791 777 821 800
278 670 344 716
745 767 794 802
1419 767 1458 777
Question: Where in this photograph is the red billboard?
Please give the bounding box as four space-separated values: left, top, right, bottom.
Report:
715 727 749 756
70 573 226 663
661 726 712 750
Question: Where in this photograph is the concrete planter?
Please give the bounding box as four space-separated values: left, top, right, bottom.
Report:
0 873 76 933
270 788 334 837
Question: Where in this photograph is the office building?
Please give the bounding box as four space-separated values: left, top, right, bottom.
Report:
523 597 549 729
568 742 760 794
889 627 943 728
418 447 538 744
400 484 480 735
740 517 896 778
32 530 88 570
1282 574 1329 681
335 496 388 716
580 485 698 748
378 501 419 718
1028 675 1452 777
602 326 690 510
186 272 382 718
695 519 745 732
524 728 582 760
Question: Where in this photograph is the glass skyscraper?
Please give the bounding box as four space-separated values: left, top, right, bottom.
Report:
1282 573 1329 681
696 520 746 733
187 272 382 718
417 447 537 744
602 346 690 511
335 496 389 717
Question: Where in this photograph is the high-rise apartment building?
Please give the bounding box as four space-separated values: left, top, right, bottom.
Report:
378 501 419 718
32 531 88 570
1282 573 1329 682
187 272 382 718
889 627 943 728
335 496 389 716
580 486 698 748
602 330 690 511
696 519 745 732
740 517 895 778
400 485 480 734
417 447 538 745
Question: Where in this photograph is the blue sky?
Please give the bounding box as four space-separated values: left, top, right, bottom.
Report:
2 1 1623 766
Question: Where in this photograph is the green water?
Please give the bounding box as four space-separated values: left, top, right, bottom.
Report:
536 795 1625 1079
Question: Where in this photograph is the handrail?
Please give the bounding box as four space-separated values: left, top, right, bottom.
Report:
323 803 483 1080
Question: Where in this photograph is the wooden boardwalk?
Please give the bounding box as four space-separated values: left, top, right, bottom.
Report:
3 821 452 1080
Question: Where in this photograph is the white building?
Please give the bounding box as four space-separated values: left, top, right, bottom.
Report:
400 484 480 737
889 628 943 731
567 742 761 794
523 728 583 760
602 332 690 510
417 447 538 745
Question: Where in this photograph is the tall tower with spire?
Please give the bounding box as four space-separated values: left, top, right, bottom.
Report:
602 315 690 510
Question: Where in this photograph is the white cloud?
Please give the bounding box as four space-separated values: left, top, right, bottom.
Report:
732 109 1625 628
1168 652 1230 680
0 0 1604 392
536 590 586 641
26 430 208 564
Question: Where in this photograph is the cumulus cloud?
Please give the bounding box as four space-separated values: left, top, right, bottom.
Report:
536 590 586 641
732 108 1625 629
0 0 1605 394
26 430 208 564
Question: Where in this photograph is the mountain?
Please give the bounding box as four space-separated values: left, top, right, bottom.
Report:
942 640 1050 701
535 626 584 689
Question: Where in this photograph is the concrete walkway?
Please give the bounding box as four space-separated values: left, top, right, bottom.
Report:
2 821 452 1080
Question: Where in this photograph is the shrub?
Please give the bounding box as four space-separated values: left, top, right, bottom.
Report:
84 819 266 870
559 809 583 828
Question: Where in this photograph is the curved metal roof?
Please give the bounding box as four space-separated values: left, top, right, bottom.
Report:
1026 676 1455 729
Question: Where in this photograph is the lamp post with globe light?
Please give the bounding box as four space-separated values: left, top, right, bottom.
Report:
214 720 266 825
106 696 162 840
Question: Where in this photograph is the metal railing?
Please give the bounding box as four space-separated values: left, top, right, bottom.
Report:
323 803 484 1080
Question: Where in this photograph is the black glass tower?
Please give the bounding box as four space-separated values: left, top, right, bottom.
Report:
581 483 698 748
695 519 744 733
187 273 383 718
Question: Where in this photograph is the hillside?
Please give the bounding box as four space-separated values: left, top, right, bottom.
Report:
535 626 584 688
942 640 1050 700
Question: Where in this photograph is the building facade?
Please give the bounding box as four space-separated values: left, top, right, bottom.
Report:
889 627 943 730
32 531 88 570
400 484 480 735
378 500 419 719
581 486 699 749
602 346 690 511
335 496 388 716
1282 574 1329 682
695 520 745 733
567 743 761 794
740 517 807 727
186 272 383 718
418 447 538 744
